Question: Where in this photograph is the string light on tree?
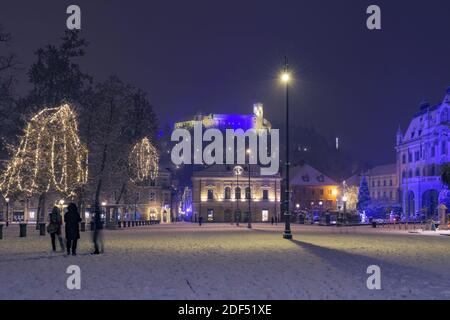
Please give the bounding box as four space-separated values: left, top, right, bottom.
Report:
0 104 88 199
128 137 159 185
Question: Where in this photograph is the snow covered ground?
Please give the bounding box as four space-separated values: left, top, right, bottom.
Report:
1 223 449 300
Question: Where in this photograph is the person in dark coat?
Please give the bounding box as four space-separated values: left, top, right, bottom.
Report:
198 215 203 226
91 204 104 255
271 216 275 225
47 206 65 252
64 203 81 256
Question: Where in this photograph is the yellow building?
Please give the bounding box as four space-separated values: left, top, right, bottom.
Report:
192 165 281 223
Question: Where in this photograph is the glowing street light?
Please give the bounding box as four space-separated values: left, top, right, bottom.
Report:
281 72 290 83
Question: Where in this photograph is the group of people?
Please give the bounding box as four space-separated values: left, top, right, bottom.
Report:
47 203 104 256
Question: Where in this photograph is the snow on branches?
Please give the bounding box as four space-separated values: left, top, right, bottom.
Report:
0 104 88 198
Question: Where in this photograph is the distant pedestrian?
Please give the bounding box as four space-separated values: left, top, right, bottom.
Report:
275 215 278 225
64 203 81 256
271 216 275 225
47 206 65 252
198 216 203 226
91 204 104 255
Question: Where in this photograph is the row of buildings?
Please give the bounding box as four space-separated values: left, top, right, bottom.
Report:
187 87 450 222
2 88 449 224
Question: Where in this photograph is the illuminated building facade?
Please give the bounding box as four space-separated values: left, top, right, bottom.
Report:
290 163 339 212
396 87 450 218
191 165 281 223
175 103 271 132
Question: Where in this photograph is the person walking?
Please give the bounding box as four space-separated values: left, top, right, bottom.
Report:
64 203 81 256
91 204 104 255
271 216 275 225
47 207 65 252
198 215 203 226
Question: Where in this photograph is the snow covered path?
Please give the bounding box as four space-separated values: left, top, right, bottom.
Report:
0 223 449 300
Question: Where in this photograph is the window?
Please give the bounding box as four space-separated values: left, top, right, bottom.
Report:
390 191 393 200
442 141 447 155
408 152 412 162
235 187 241 200
383 180 386 186
415 168 420 176
415 151 420 161
224 187 231 200
262 190 269 200
245 187 251 199
377 181 380 187
383 191 387 198
402 171 406 179
389 179 393 186
402 154 406 164
262 209 269 222
320 189 324 195
431 145 436 157
207 209 214 221
149 192 156 202
207 189 214 200
372 181 375 187
409 170 413 178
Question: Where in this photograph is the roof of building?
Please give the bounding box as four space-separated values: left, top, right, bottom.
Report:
290 163 337 186
366 163 396 176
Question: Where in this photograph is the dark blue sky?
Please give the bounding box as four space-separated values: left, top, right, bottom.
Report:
1 0 450 165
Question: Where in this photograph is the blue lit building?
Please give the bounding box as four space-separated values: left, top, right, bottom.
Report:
396 87 450 218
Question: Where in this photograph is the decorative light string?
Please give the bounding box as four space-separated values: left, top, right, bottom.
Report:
128 137 159 185
0 104 88 198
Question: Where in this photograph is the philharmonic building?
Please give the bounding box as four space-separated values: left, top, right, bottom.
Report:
191 165 281 223
396 87 450 218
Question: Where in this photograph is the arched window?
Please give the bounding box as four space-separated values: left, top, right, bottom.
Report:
224 187 231 200
415 167 420 177
245 187 251 199
235 187 241 200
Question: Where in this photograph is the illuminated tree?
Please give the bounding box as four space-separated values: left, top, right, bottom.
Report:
357 175 371 212
129 137 159 186
0 104 88 220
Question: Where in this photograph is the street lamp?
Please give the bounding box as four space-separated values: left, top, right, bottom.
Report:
234 166 243 226
5 197 9 227
246 149 252 229
59 199 65 213
281 57 292 240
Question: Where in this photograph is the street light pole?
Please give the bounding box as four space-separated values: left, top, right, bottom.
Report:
282 57 292 240
5 197 9 227
247 149 252 229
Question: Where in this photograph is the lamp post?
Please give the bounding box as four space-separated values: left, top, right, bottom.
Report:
342 196 348 225
247 149 252 229
234 166 243 226
5 197 9 227
59 199 65 214
281 57 292 240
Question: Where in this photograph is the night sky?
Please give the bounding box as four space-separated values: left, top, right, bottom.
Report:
1 0 450 165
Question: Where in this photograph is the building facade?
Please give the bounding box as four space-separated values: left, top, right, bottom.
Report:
192 165 281 223
396 88 450 218
290 163 339 212
366 164 400 205
175 103 272 132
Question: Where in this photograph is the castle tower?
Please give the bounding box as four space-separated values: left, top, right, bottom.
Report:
253 103 264 130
